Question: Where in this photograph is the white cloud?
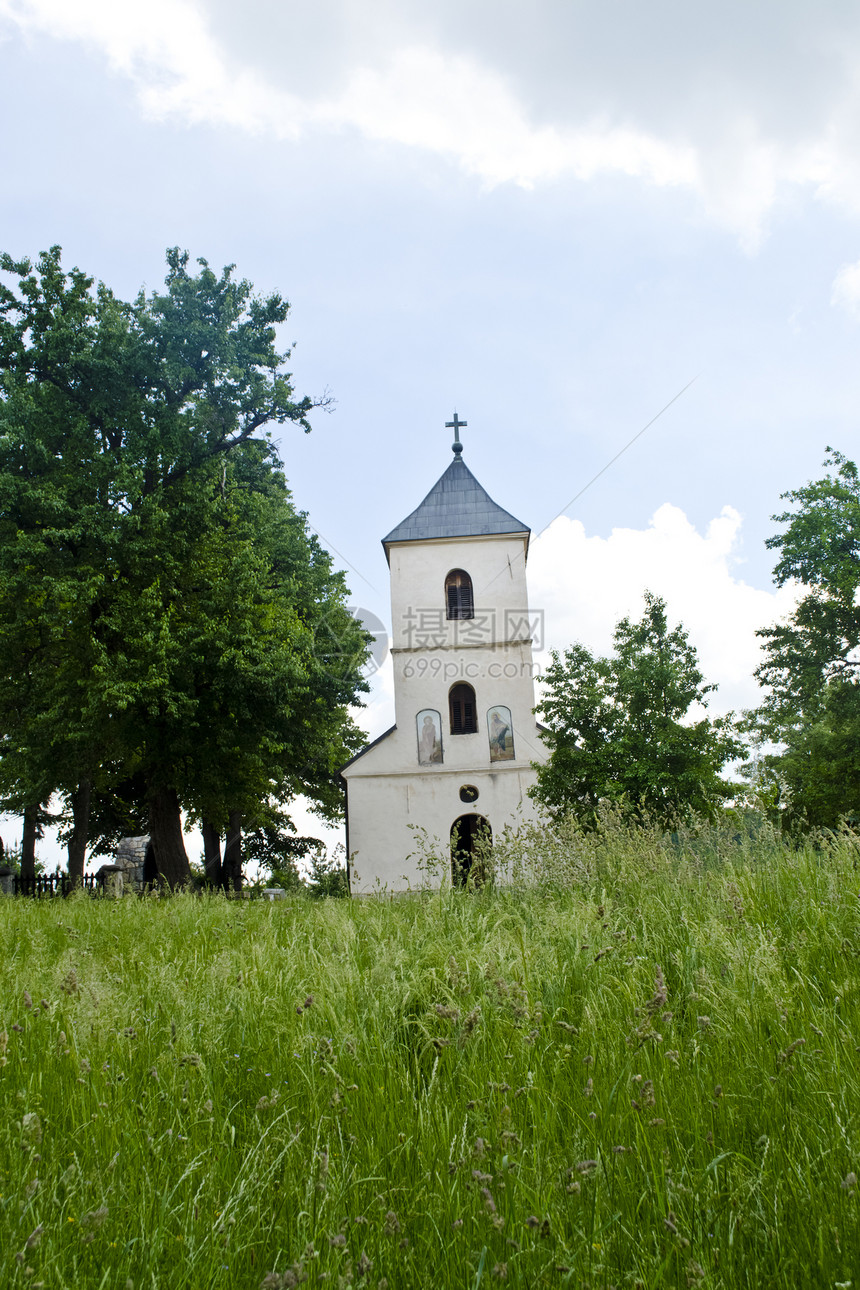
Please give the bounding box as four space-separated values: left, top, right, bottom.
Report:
831 259 860 316
7 0 860 244
528 504 799 716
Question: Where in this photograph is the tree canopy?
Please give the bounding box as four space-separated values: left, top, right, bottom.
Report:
0 247 368 885
532 592 742 827
750 449 860 827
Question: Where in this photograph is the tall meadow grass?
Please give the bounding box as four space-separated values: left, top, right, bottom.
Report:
1 817 859 1287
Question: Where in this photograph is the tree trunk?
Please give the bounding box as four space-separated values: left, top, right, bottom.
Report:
147 787 192 889
67 779 91 887
201 817 222 888
21 805 39 881
222 810 243 893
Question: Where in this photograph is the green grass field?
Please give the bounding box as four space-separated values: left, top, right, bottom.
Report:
1 821 859 1288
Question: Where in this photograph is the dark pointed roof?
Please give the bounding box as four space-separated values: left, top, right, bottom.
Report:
382 457 529 555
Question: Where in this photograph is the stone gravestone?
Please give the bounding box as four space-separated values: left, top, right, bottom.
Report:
112 836 152 893
96 864 123 898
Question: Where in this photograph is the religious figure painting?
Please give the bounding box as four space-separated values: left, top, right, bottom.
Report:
417 710 443 764
487 705 514 762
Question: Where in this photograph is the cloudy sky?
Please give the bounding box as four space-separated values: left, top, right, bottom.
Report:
2 0 858 860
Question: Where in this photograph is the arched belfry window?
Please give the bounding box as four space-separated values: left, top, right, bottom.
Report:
445 569 474 620
449 683 477 735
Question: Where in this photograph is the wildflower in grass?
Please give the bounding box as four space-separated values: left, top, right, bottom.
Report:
686 1260 705 1286
842 1172 857 1191
473 1138 487 1158
452 1219 463 1230
583 1054 594 1065
328 1233 346 1247
383 1210 400 1234
25 1224 43 1248
492 1263 507 1280
697 1016 711 1030
576 1159 598 1175
556 1020 579 1035
12 1023 23 1033
481 1187 496 1214
23 991 32 1010
584 1077 593 1096
61 970 78 996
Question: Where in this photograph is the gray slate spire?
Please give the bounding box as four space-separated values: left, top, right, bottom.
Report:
382 456 529 553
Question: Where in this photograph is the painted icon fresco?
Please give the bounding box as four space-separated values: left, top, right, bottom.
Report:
487 705 514 762
417 709 443 764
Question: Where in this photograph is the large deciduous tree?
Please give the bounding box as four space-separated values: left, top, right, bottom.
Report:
750 449 860 827
532 592 742 827
0 247 367 885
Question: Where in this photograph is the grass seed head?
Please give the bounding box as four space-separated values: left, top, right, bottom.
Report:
22 1114 42 1144
481 1187 497 1213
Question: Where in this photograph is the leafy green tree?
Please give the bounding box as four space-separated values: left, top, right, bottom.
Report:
750 449 860 826
532 592 743 827
0 247 367 886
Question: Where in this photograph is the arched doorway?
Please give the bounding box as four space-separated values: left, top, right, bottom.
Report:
451 814 492 888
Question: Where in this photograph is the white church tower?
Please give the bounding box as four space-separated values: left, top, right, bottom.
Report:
341 416 547 891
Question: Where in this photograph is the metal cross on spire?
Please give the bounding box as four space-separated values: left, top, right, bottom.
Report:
446 411 467 457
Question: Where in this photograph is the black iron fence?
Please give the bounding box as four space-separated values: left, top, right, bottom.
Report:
11 870 106 898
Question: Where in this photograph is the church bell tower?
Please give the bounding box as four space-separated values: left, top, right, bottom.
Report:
341 416 547 891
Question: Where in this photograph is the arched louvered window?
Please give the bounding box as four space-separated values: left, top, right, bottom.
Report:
449 683 477 735
445 569 474 620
